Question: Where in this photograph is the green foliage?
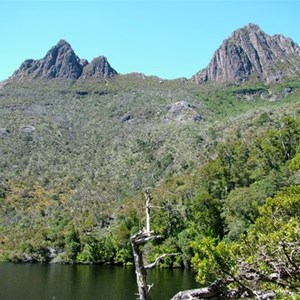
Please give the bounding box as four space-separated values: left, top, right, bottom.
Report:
255 185 300 232
1 75 300 279
222 186 263 240
188 190 224 238
191 237 236 285
64 226 81 261
191 185 300 297
76 236 115 264
239 185 300 295
290 153 300 172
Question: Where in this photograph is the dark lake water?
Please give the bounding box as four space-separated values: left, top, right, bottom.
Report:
0 263 198 300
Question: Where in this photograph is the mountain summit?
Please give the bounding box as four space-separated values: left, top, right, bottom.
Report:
12 40 117 80
193 23 300 84
9 25 300 83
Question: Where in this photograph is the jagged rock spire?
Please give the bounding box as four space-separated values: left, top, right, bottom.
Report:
82 56 118 78
193 23 300 84
12 40 117 80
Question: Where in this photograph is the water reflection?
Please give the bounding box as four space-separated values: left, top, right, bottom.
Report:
0 263 197 300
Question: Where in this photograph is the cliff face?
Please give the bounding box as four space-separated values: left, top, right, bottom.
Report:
12 40 117 80
194 24 300 84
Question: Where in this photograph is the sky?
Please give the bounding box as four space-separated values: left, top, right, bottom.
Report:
1 0 299 81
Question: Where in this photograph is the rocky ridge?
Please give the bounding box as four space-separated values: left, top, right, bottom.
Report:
194 23 300 84
8 24 300 84
12 40 117 80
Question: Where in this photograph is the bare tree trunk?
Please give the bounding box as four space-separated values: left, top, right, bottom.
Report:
131 231 153 300
145 188 151 233
131 188 179 300
130 188 154 300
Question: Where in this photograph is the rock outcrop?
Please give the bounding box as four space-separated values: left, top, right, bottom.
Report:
194 24 300 84
82 56 117 78
165 101 203 123
12 40 117 80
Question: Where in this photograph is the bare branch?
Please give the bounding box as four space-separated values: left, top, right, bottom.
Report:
221 269 255 298
130 230 162 245
147 283 154 293
145 253 180 269
281 241 299 271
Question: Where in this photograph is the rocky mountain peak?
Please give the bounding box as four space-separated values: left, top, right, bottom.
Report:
82 56 117 78
237 23 261 33
193 24 300 84
12 40 117 80
56 39 71 48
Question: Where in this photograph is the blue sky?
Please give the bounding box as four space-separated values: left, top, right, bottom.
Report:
1 0 299 81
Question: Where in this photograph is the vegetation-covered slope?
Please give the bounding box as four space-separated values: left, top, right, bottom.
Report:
0 74 300 297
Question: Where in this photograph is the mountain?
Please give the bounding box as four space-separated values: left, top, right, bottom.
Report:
194 23 300 84
12 40 117 80
9 25 300 84
81 56 118 78
1 24 300 280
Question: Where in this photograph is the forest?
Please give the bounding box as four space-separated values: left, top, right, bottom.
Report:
0 76 299 298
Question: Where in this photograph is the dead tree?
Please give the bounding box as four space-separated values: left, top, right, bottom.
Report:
131 230 155 300
130 188 177 300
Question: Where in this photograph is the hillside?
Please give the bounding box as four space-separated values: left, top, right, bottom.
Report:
0 74 299 257
0 23 300 298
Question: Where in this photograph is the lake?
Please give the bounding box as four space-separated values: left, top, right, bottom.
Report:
0 263 198 300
